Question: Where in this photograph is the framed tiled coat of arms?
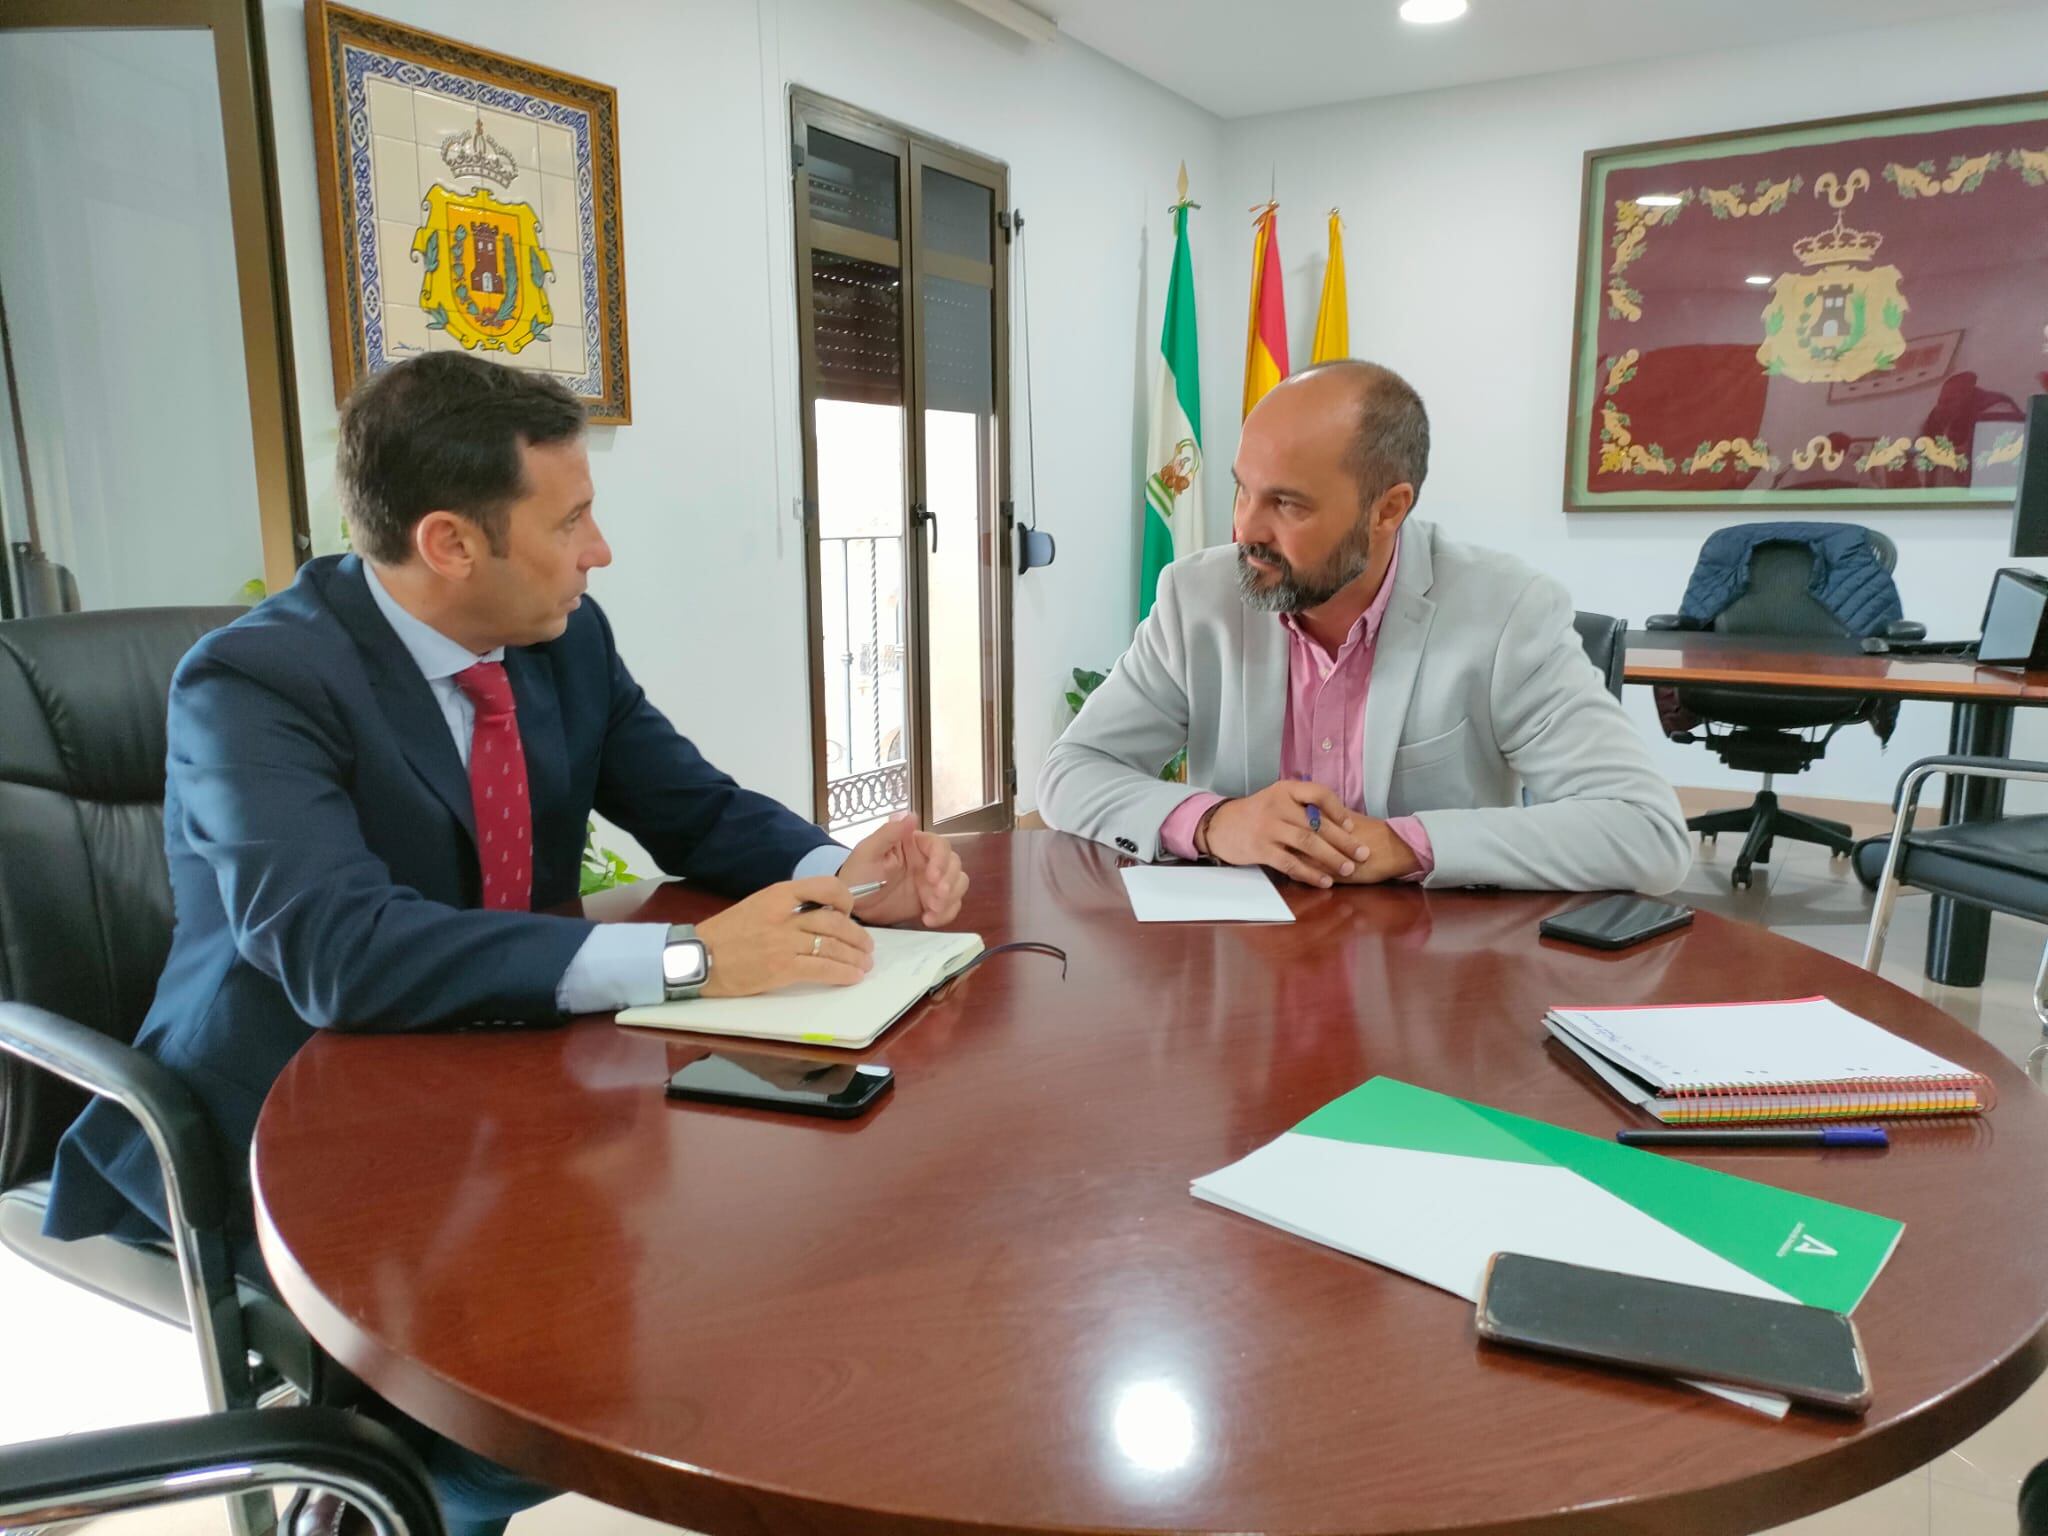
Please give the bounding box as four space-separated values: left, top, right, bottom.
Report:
307 1 632 423
1566 94 2048 511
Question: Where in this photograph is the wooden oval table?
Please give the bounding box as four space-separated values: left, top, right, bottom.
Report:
254 832 2048 1536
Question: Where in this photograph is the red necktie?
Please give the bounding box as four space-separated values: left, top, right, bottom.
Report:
454 662 532 911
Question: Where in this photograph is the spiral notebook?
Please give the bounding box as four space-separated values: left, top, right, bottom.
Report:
1545 996 1992 1123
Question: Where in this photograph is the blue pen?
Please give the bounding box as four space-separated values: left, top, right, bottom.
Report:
1616 1127 1889 1148
1299 774 1321 833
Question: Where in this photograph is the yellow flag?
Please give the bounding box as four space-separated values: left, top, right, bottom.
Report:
1310 211 1348 364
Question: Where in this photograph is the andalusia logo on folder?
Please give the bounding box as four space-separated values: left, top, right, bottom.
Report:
1192 1077 1902 1316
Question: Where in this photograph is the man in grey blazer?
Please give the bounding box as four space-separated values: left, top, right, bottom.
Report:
1039 362 1689 894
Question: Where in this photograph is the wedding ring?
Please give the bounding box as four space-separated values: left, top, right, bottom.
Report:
811 934 823 957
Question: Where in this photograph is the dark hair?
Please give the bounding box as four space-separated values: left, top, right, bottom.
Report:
1295 359 1431 510
337 352 586 563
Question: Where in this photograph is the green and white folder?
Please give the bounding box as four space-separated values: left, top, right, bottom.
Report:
1194 1077 1902 1319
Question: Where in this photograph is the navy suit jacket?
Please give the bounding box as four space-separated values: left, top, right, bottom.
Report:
46 554 833 1252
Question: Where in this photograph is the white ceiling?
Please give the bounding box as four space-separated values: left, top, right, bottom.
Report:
1039 0 2048 120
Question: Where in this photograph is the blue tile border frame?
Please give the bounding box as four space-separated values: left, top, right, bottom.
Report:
308 4 631 422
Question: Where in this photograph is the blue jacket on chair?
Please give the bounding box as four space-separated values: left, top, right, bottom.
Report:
44 554 835 1252
1679 521 1903 637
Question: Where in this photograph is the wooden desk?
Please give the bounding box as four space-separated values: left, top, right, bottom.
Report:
1625 630 2048 986
253 833 2048 1536
1623 630 2048 705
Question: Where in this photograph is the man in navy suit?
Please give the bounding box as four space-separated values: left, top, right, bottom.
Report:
44 352 968 1536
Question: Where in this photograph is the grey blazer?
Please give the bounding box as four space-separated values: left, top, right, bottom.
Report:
1037 519 1691 894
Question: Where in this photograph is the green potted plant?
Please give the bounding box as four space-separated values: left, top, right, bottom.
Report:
1065 667 1186 781
580 823 640 895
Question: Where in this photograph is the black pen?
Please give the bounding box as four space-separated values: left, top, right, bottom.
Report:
1617 1127 1889 1148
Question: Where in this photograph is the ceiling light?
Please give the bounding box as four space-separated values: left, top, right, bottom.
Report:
1399 0 1468 22
1745 274 1772 286
1635 194 1683 207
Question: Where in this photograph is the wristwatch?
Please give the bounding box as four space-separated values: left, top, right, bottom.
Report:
661 924 712 1001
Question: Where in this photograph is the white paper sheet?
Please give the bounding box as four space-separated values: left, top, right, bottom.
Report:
1119 865 1296 923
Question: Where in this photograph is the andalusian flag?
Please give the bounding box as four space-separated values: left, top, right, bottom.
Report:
1311 211 1348 363
1139 182 1203 623
1242 203 1289 417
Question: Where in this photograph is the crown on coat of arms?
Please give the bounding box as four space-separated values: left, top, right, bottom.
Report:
441 115 518 187
1793 213 1882 268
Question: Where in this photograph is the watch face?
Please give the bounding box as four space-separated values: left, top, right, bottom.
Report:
663 941 707 988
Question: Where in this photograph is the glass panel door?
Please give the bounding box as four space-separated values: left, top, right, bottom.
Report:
795 112 915 839
792 94 1012 839
908 152 1009 833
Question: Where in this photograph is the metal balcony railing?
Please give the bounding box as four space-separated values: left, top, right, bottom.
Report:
820 533 910 830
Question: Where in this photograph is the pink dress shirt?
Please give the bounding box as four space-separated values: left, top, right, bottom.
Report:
1160 541 1435 878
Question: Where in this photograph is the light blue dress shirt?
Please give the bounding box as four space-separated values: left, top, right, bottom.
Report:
361 564 847 1012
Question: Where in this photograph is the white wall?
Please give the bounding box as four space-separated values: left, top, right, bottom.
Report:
259 0 1224 838
1206 8 2048 805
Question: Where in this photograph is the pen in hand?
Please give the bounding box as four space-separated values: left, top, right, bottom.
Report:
795 880 885 914
1299 774 1322 834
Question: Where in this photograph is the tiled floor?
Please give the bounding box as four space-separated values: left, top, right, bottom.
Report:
6 812 2047 1536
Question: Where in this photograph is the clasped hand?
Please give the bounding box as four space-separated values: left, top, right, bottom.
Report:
1200 780 1419 887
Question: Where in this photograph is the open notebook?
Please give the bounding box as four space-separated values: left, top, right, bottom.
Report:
615 929 984 1048
1546 996 1992 1123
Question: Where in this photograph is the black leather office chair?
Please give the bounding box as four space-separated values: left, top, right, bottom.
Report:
0 607 327 1536
0 1407 444 1535
2024 1456 2048 1535
1648 530 1924 889
1861 753 2048 1080
1573 611 1626 701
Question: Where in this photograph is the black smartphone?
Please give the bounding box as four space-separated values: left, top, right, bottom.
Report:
1538 893 1693 950
665 1050 893 1119
1474 1252 1871 1413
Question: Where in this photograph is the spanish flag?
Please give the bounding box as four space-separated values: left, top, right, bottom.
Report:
1242 204 1289 418
1311 211 1348 364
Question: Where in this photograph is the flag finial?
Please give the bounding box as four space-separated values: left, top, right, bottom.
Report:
1177 162 1188 202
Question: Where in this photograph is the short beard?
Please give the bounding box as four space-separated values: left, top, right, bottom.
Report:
1236 515 1375 613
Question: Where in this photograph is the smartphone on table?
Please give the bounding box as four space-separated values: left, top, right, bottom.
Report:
1474 1252 1871 1413
1538 894 1693 950
665 1048 893 1119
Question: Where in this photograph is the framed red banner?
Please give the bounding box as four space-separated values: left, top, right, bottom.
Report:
1566 93 2048 512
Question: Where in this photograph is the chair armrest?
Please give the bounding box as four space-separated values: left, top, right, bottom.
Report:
1889 754 2048 811
0 1003 227 1229
0 1002 251 1412
1643 614 1700 631
0 1407 444 1536
1884 619 1929 641
1865 754 2048 924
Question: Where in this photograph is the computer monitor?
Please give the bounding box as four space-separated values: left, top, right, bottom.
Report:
2011 394 2048 556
